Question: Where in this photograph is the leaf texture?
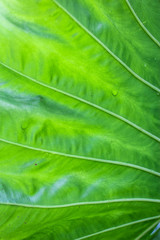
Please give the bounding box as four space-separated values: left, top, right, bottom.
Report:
0 0 159 239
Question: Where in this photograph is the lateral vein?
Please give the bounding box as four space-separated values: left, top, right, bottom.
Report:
135 219 160 240
0 61 160 143
0 198 160 209
126 0 160 47
76 215 160 239
0 137 160 177
53 0 160 93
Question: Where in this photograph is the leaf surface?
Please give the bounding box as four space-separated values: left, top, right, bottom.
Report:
0 0 159 239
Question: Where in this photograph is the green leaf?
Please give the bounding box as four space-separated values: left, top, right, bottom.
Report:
0 0 159 239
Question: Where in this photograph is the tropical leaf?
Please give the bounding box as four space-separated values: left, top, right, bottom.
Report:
0 0 160 239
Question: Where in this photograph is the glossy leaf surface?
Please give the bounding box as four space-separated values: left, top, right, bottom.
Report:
0 0 160 239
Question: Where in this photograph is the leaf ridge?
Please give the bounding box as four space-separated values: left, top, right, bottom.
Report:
53 0 160 92
0 137 160 177
126 0 160 47
76 216 160 239
0 61 160 143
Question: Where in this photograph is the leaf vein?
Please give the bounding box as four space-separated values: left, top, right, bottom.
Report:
0 198 160 209
126 0 160 47
53 0 160 92
76 216 160 239
135 219 160 240
0 61 160 143
0 137 160 177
